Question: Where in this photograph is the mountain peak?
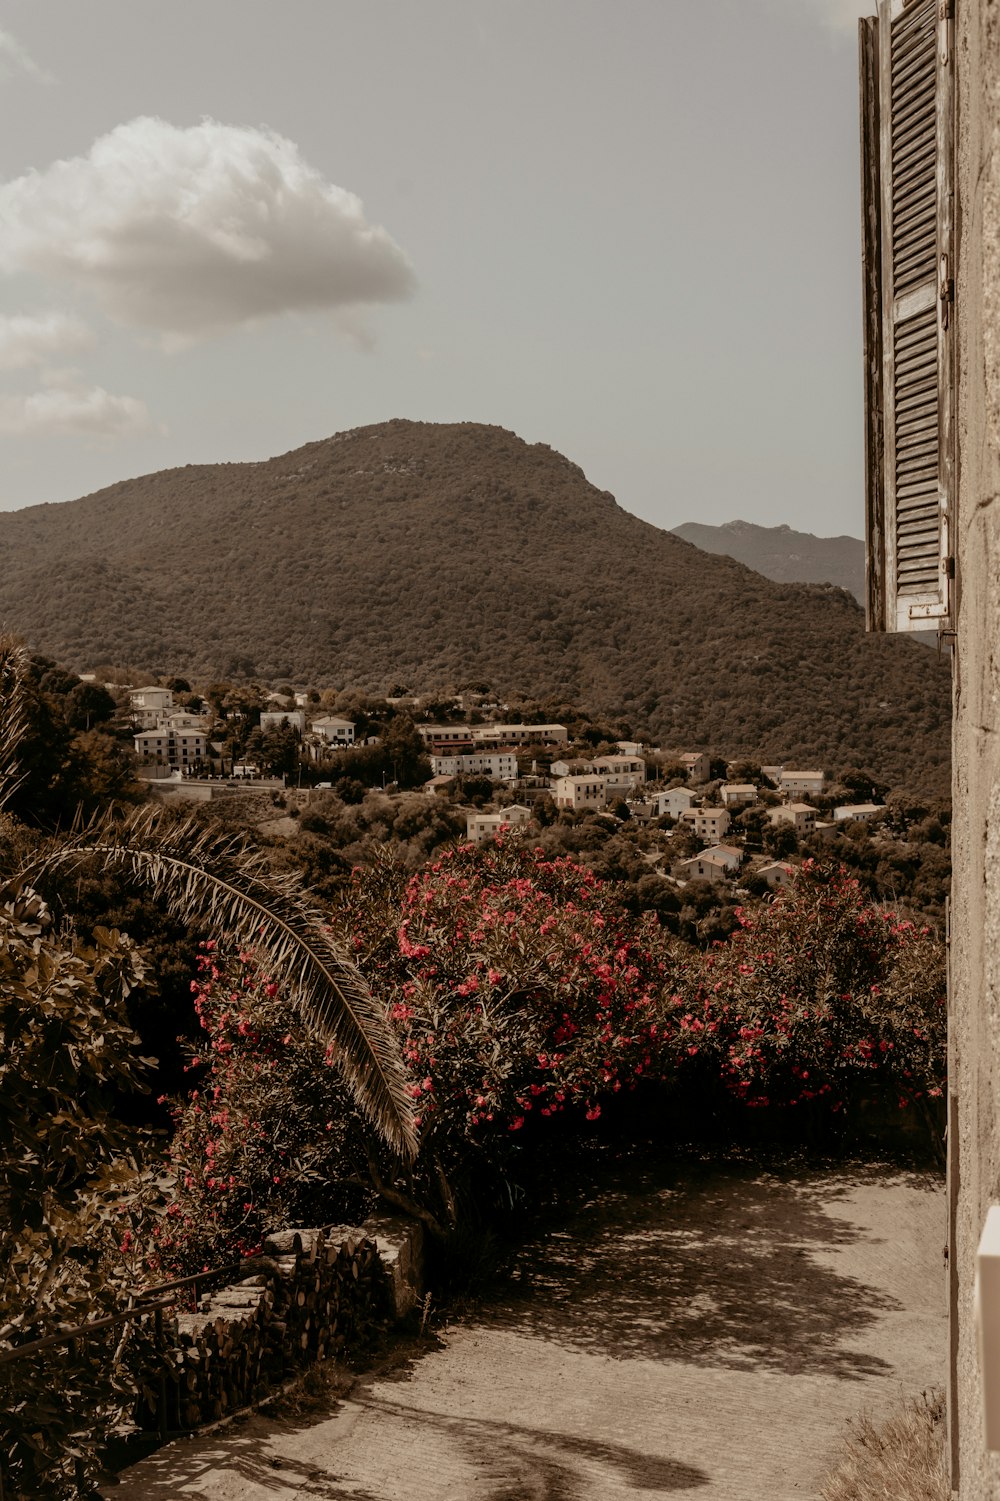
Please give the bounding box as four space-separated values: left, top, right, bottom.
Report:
0 421 947 793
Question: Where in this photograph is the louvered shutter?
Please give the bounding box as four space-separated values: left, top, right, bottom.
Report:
861 0 954 633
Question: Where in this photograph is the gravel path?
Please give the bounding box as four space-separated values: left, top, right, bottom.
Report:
105 1155 945 1500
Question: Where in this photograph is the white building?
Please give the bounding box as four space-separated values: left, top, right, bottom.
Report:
430 752 518 782
134 725 207 771
720 783 757 808
311 716 356 747
592 754 646 790
684 806 731 843
470 723 568 747
679 751 712 783
653 787 698 820
130 686 174 729
832 802 885 824
701 843 743 872
778 769 826 796
757 861 797 888
675 853 732 884
416 723 475 750
465 804 533 845
549 758 594 778
768 803 817 834
551 775 609 811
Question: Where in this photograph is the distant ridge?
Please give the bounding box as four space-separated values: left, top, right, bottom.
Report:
0 420 949 793
672 519 865 602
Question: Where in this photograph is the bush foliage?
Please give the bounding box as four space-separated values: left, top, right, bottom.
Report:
161 843 946 1260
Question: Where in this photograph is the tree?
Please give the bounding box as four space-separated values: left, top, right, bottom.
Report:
2 633 417 1147
16 806 416 1158
65 682 116 731
256 722 300 778
0 889 161 1498
0 636 418 1487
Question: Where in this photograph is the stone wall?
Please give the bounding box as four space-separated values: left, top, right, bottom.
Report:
951 1 1000 1494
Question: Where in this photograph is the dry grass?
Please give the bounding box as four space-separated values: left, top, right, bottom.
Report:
820 1390 948 1501
265 1359 357 1420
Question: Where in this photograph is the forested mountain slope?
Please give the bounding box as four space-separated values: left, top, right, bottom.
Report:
672 519 865 601
0 420 950 792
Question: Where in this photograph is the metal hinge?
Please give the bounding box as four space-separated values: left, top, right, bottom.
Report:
941 254 955 328
940 0 954 19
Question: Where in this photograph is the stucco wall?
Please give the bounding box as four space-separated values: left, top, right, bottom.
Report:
953 0 1000 1493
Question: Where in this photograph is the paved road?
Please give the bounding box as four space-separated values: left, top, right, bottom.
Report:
105 1155 945 1500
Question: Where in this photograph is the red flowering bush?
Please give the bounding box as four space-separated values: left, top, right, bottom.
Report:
687 863 946 1111
157 850 947 1255
150 943 372 1275
339 840 684 1226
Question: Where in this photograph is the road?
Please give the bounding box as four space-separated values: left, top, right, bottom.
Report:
105 1153 945 1500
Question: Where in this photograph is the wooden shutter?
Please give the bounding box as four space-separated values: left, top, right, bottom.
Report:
861 0 954 633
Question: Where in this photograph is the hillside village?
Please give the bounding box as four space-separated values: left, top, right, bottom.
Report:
117 676 919 907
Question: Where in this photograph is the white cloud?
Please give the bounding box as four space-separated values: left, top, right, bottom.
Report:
0 377 156 438
0 28 53 84
0 311 95 369
0 116 416 344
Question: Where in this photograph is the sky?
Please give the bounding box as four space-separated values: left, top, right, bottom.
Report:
0 0 874 536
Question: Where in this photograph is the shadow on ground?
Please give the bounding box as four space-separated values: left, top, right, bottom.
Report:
350 1394 709 1498
479 1154 930 1380
105 1394 708 1501
105 1426 385 1501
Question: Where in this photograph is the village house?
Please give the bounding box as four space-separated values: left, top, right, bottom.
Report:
615 740 648 758
778 769 826 797
720 782 757 808
416 723 475 751
674 853 731 884
551 774 609 812
678 751 711 783
592 754 646 789
682 805 731 843
465 804 533 845
134 724 207 771
163 711 208 731
549 758 594 778
469 723 569 748
768 803 816 835
700 843 743 872
653 786 698 820
430 752 518 782
756 860 796 888
832 802 885 825
310 716 356 747
129 686 174 729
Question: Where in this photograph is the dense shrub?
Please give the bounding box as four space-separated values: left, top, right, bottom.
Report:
0 890 160 1500
153 847 948 1259
148 944 375 1276
689 863 946 1112
341 841 681 1230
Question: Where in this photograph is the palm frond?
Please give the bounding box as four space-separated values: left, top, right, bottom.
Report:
0 635 34 813
17 804 418 1159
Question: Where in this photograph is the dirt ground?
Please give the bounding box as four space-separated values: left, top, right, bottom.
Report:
103 1154 946 1500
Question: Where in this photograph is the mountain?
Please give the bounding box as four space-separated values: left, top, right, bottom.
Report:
671 520 865 602
0 420 950 794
